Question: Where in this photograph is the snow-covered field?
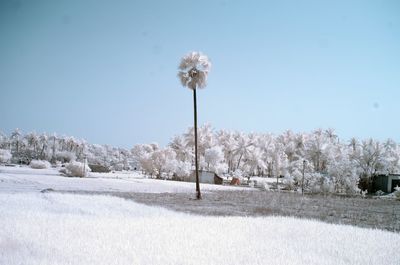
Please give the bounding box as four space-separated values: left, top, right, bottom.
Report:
0 166 250 193
1 166 400 265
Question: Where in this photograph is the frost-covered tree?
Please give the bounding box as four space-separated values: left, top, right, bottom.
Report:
351 139 385 192
327 145 359 194
131 143 159 176
256 133 275 176
233 132 252 171
0 129 137 171
38 134 48 159
0 131 10 150
204 146 226 173
305 129 329 172
245 146 266 176
150 148 176 179
0 149 12 164
131 145 178 178
183 124 215 167
178 51 211 200
278 130 297 162
10 128 22 157
2 126 400 195
216 129 237 173
173 160 192 180
169 135 191 163
26 132 39 157
381 139 400 174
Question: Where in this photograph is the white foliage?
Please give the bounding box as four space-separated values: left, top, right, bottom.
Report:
283 175 296 190
56 151 76 163
173 160 192 179
0 149 12 163
214 162 228 175
65 161 91 178
30 159 51 169
352 139 385 177
151 148 176 177
232 169 243 180
382 139 400 174
111 163 124 171
205 146 224 169
1 126 399 195
262 181 271 191
169 135 192 162
309 173 335 194
327 147 359 194
245 147 267 175
178 51 211 89
394 186 400 200
131 143 159 175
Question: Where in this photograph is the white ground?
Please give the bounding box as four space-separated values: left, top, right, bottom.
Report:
0 166 251 193
1 166 400 265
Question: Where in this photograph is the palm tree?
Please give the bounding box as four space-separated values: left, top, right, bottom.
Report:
178 51 211 199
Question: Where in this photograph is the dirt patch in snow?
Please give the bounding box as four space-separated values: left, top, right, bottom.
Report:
58 189 400 232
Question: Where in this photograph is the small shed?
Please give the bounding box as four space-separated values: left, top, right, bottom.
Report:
214 174 223 185
373 174 400 193
89 164 111 173
186 170 223 185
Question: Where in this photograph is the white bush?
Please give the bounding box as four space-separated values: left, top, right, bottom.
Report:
204 146 225 172
283 175 296 191
394 186 400 200
232 169 243 180
309 173 334 194
64 161 91 178
0 149 12 163
174 160 192 179
261 181 271 191
111 163 124 171
55 151 76 163
30 160 51 169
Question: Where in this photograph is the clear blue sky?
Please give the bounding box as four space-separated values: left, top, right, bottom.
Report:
1 0 399 148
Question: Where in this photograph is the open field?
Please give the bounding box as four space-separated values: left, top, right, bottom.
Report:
0 166 251 193
1 166 400 264
1 192 400 265
2 166 399 232
69 190 400 232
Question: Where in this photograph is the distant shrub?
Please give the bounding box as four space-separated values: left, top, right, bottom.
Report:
394 186 400 200
282 175 296 191
361 190 368 198
111 163 124 171
0 149 12 164
89 164 110 173
55 151 76 163
64 161 91 177
231 170 243 181
59 167 67 175
261 182 271 191
310 174 334 194
30 159 51 169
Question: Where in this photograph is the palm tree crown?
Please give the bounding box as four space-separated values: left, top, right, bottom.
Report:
178 51 211 90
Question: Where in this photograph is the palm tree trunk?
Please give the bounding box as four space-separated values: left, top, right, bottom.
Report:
302 160 305 195
193 88 201 199
236 153 243 170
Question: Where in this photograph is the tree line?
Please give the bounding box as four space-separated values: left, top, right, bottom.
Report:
0 129 134 171
1 126 399 194
132 125 400 194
